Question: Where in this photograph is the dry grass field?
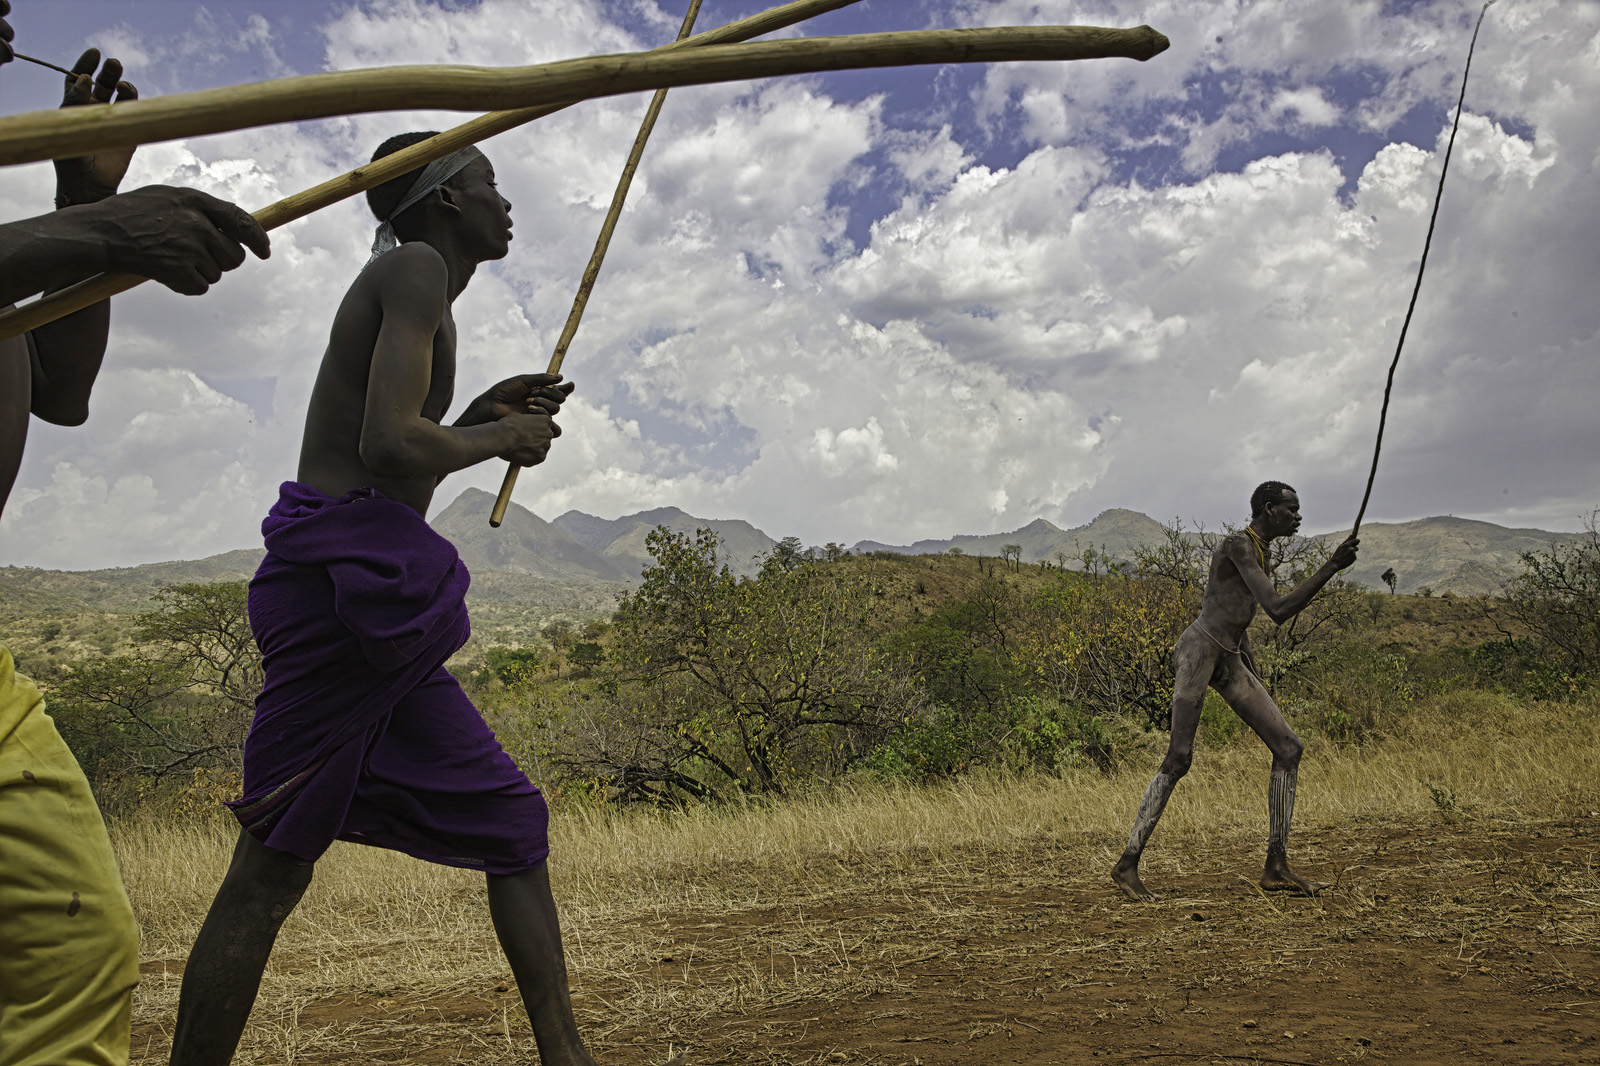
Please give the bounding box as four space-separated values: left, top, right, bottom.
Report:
119 690 1599 1065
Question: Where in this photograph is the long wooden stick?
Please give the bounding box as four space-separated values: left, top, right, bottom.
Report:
1351 0 1494 538
0 0 866 342
491 0 703 527
0 22 1169 345
13 53 77 77
0 25 1169 167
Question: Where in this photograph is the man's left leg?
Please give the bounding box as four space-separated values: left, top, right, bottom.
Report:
487 863 596 1066
1216 663 1326 895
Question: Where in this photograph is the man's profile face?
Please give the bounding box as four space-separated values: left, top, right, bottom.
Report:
1262 489 1302 538
449 156 513 262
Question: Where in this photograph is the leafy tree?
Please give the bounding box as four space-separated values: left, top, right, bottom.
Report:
1382 567 1397 593
1018 570 1188 728
556 527 921 800
540 619 575 650
768 535 806 572
484 647 546 687
567 642 605 675
1502 512 1600 681
47 581 260 780
885 575 1026 717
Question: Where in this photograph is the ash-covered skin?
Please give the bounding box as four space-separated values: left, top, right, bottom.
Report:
1111 483 1357 902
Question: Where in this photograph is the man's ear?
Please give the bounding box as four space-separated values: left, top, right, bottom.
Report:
435 185 462 214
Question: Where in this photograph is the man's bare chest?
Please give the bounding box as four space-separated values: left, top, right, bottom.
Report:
422 319 458 423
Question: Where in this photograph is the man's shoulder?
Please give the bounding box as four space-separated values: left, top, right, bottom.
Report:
361 244 449 302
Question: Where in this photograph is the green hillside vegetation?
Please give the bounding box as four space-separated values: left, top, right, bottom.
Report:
451 524 1595 805
9 506 1594 812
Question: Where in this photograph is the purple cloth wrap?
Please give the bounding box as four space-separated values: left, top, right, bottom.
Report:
227 481 549 875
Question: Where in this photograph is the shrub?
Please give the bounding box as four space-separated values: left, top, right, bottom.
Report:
1501 511 1600 684
1294 644 1412 743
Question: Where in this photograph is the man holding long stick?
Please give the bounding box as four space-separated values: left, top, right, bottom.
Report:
1112 482 1358 902
0 16 271 1066
169 134 590 1066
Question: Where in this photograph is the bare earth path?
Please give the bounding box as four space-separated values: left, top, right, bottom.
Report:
130 814 1599 1065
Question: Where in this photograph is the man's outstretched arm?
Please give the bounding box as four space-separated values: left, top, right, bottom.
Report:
1229 535 1359 625
14 51 270 422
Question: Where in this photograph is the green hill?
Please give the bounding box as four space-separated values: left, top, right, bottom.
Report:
553 505 777 578
1310 516 1580 595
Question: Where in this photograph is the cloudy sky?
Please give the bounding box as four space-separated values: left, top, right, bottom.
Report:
1 0 1595 570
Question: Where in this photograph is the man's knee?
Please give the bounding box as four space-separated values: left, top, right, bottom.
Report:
219 835 314 919
1275 733 1304 769
1159 746 1194 779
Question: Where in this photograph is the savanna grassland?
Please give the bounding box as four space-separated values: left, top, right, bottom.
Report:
118 691 1599 1065
11 519 1600 1064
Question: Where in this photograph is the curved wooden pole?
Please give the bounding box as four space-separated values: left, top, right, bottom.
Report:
492 0 705 527
0 25 1170 167
0 0 867 343
1351 1 1495 538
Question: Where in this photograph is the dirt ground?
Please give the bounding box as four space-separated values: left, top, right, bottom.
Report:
130 811 1599 1066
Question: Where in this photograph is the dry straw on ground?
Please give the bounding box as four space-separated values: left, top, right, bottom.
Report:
120 690 1600 1064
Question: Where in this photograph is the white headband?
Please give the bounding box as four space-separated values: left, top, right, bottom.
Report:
366 146 486 264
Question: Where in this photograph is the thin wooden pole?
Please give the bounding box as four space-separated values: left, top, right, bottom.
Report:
491 0 703 527
13 53 77 77
1351 1 1494 538
0 0 867 342
0 25 1170 167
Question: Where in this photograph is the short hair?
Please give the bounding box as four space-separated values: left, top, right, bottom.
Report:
1250 481 1296 517
365 131 446 222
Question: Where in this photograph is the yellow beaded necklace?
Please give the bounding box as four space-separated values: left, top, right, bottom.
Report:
1245 526 1270 573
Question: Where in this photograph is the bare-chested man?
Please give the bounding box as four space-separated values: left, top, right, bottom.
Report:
169 133 596 1066
1112 481 1358 901
1 14 271 1064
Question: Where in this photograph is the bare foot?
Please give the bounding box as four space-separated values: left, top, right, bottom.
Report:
1260 865 1328 896
1112 860 1158 902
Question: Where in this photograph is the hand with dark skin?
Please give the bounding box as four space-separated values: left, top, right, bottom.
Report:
1112 487 1357 903
171 151 598 1066
0 41 272 517
0 1 14 65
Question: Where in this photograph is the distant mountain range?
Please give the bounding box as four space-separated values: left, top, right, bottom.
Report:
0 490 1580 618
432 489 778 583
856 508 1171 567
853 508 1579 596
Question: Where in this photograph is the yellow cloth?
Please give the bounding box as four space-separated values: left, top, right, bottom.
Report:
0 648 138 1066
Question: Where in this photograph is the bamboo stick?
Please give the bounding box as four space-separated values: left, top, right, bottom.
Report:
0 0 866 342
0 26 1169 167
491 0 704 527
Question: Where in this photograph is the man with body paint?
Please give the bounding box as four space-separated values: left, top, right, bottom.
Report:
0 10 272 1063
1112 481 1359 901
169 132 595 1066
